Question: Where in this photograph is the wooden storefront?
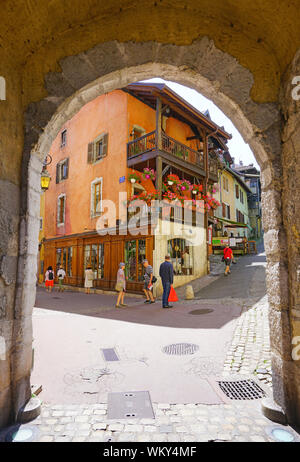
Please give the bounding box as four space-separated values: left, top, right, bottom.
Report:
44 228 154 293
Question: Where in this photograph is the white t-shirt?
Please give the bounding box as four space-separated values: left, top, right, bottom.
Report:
57 269 66 280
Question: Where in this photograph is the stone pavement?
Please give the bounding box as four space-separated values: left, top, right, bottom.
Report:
1 400 299 442
2 249 299 443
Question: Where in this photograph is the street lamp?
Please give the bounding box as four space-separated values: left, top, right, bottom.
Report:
41 154 52 191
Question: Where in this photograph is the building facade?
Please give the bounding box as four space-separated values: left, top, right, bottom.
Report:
41 83 231 293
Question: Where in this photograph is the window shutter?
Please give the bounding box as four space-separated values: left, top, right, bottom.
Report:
222 203 226 217
87 142 94 163
65 158 69 179
102 133 108 157
236 185 239 198
56 163 60 183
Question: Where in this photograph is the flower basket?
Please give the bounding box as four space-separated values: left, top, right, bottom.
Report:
166 173 180 185
142 168 156 181
178 179 191 192
128 172 141 184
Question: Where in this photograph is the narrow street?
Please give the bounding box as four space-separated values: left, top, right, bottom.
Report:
1 249 298 442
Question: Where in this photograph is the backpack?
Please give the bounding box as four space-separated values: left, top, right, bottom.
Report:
48 271 54 280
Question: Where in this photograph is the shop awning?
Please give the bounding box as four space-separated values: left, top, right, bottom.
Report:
214 216 250 228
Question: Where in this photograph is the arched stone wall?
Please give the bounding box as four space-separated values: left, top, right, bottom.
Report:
2 38 298 427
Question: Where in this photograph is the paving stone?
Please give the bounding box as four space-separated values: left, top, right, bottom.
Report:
93 423 107 431
108 424 123 432
124 425 143 433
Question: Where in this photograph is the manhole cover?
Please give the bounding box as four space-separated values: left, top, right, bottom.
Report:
218 380 266 400
162 343 199 355
107 391 154 420
189 309 214 315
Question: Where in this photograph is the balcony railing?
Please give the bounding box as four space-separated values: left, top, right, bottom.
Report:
127 131 219 176
127 131 156 158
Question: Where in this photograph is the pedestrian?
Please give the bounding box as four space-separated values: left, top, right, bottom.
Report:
115 262 127 308
159 255 174 308
57 265 66 292
223 244 234 276
142 259 155 304
84 265 94 294
45 265 55 293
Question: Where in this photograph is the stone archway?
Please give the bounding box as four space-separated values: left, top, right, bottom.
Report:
5 38 299 427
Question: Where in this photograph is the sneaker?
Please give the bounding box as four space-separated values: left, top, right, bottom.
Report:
120 303 127 307
144 300 150 304
115 304 120 308
149 300 155 304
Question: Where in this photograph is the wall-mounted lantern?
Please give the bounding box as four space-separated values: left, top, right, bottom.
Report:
41 154 52 191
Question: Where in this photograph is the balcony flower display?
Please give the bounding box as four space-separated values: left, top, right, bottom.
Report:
129 190 158 206
209 183 219 194
128 172 142 184
142 168 156 181
166 173 180 186
163 190 184 205
191 184 203 195
178 179 191 192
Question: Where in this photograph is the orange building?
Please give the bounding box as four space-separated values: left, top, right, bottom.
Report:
41 83 231 293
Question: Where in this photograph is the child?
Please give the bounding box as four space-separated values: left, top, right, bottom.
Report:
45 266 55 292
57 265 66 292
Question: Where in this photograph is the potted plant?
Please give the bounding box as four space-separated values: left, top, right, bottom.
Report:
178 179 191 192
142 168 156 181
128 172 141 184
166 173 180 186
191 184 203 195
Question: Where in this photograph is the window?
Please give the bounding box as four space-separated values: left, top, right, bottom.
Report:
167 238 193 276
240 190 244 204
56 247 73 277
124 239 146 282
235 184 239 199
87 133 108 164
223 176 229 192
84 243 104 279
91 178 103 217
56 158 69 183
39 217 43 230
222 203 230 219
61 129 67 147
57 194 66 225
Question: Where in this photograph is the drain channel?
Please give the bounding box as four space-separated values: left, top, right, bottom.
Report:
218 379 266 400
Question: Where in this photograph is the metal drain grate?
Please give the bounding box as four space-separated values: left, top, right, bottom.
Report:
218 380 266 400
102 348 119 362
162 343 199 355
189 309 214 315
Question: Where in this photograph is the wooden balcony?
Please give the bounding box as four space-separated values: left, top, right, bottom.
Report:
127 131 219 181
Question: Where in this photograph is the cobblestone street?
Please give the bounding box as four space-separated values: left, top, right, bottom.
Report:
1 249 299 443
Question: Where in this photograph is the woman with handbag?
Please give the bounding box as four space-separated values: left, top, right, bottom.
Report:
115 262 127 308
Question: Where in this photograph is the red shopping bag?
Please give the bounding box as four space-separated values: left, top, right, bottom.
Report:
168 286 178 302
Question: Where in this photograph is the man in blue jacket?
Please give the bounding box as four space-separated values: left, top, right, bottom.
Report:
159 255 174 309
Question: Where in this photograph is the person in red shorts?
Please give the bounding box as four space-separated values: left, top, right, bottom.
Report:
223 244 233 276
45 266 55 292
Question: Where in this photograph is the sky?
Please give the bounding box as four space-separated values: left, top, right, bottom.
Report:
142 78 259 170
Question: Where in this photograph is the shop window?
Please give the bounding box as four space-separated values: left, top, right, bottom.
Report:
167 238 193 276
125 239 146 282
87 133 108 164
56 246 73 276
84 243 104 279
